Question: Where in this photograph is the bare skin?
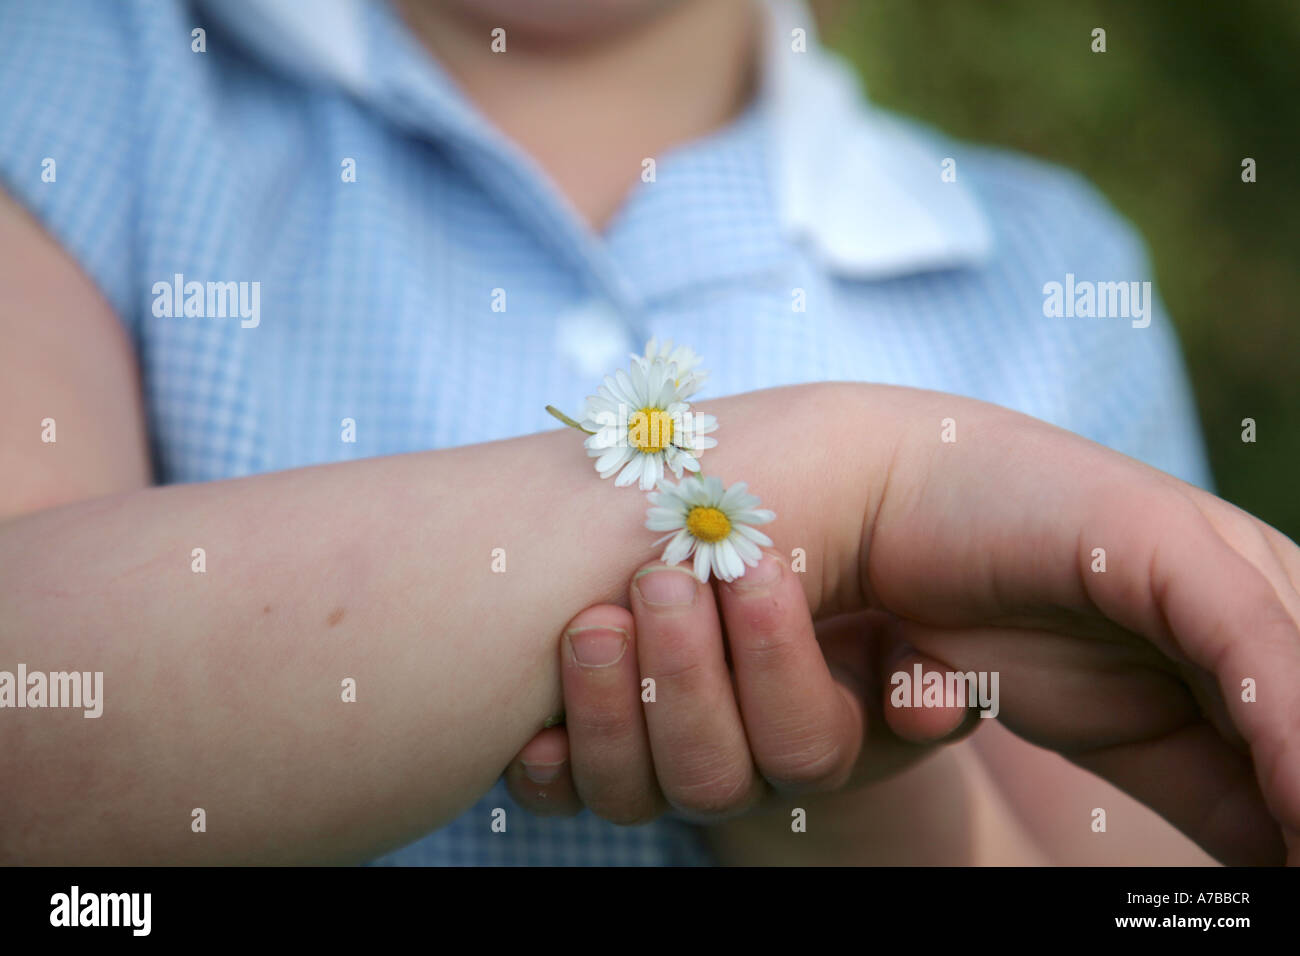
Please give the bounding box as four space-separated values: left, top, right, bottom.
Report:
4 1 1298 867
5 182 1300 865
398 0 1283 864
397 0 758 230
507 571 1220 865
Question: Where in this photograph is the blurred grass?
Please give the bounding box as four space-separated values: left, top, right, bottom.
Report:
822 0 1300 538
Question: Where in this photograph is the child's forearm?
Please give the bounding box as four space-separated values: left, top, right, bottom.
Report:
0 386 867 863
703 738 1050 866
969 720 1216 865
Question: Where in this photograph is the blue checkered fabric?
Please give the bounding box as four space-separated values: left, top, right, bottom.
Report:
0 0 1210 865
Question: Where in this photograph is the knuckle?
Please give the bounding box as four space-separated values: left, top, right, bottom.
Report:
572 700 639 742
664 754 755 817
728 599 805 660
761 732 851 790
591 792 662 827
732 593 791 636
646 653 707 692
735 627 802 669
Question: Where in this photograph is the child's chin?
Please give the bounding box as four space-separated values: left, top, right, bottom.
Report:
434 0 677 45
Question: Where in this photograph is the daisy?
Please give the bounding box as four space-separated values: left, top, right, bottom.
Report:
579 357 718 490
646 475 776 583
633 337 708 398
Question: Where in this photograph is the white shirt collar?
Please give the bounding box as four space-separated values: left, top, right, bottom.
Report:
197 0 992 278
758 0 993 276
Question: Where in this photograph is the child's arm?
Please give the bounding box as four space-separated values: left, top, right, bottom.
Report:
6 190 1299 865
5 379 1297 865
0 192 866 863
508 383 1300 865
700 739 1052 866
0 389 861 863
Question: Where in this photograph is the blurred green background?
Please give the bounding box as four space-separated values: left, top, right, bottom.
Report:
821 0 1299 539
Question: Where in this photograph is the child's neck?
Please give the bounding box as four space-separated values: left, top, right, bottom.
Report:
396 0 760 231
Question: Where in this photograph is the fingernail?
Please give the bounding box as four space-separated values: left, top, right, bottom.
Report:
634 567 698 606
881 617 915 670
728 552 781 591
521 760 565 784
884 640 915 672
566 626 628 667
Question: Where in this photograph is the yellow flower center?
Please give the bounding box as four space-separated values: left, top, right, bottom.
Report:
686 506 732 543
628 407 674 453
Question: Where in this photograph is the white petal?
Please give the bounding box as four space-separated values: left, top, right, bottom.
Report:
733 524 774 547
595 384 625 409
720 482 749 509
595 445 633 475
682 435 717 452
646 510 687 532
711 545 736 583
614 457 644 487
611 369 638 407
662 529 695 566
646 489 670 507
628 364 650 403
585 427 624 451
681 477 709 506
690 413 718 434
638 454 663 491
730 533 762 564
650 359 671 395
716 539 745 582
651 479 680 501
693 543 713 583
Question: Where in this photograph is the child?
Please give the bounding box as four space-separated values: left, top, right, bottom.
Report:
0 0 1295 865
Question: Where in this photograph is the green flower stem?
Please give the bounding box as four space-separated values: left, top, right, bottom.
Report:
545 405 595 435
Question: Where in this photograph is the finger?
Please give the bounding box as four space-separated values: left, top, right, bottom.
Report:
1184 484 1300 616
880 644 973 744
560 605 666 825
504 727 583 817
876 426 1300 860
897 620 1286 865
715 551 862 791
1089 492 1300 860
817 612 978 785
1074 720 1283 866
632 562 764 819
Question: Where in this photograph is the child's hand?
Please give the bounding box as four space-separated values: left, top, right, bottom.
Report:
503 382 1300 864
505 551 970 824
